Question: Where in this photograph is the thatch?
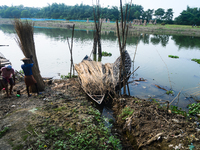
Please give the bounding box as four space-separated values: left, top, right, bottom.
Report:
75 61 118 95
14 19 45 91
75 51 131 95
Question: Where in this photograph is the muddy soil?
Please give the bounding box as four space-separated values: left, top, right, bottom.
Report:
0 78 199 150
0 78 94 149
112 97 200 150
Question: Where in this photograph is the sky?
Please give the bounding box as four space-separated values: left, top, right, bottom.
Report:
1 0 200 19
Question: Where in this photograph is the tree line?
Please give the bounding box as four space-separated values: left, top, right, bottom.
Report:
0 3 199 25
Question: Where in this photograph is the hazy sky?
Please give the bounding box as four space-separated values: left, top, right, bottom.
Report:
1 0 200 18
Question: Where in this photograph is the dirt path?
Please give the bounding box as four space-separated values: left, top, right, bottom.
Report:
0 78 94 149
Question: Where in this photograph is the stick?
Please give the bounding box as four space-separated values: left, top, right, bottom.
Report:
169 88 183 105
120 66 140 83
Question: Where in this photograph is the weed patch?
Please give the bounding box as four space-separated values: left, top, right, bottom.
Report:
188 103 200 116
168 55 179 58
119 106 134 120
0 127 9 138
102 51 112 57
170 105 187 117
191 58 200 64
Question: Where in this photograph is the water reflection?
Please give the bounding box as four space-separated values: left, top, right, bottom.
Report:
1 24 200 109
1 24 200 49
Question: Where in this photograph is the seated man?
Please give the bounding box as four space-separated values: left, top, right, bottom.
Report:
0 65 15 98
21 55 39 97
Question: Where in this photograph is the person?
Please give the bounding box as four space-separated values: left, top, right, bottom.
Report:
0 65 15 98
21 55 39 97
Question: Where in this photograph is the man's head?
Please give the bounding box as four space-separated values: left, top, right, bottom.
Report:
6 65 12 70
21 57 30 64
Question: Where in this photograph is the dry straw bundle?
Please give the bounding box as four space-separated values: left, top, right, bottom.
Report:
14 19 45 91
75 60 118 95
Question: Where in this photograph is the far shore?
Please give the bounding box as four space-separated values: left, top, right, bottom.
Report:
1 18 200 36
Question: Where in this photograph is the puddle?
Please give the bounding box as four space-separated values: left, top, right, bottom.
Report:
101 107 115 128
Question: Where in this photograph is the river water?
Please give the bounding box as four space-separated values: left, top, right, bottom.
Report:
1 24 200 109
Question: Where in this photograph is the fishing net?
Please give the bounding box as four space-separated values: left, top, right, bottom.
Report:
75 50 131 95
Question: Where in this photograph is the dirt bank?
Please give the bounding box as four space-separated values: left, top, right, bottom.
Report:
0 77 199 149
1 18 200 37
112 97 200 150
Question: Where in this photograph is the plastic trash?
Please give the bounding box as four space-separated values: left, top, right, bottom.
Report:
188 143 195 150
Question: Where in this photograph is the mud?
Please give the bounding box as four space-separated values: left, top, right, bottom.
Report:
112 97 200 150
0 78 199 149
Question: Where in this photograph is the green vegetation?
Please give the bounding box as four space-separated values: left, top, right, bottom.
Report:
191 59 200 64
166 90 174 95
168 55 179 59
18 70 24 74
175 6 200 25
0 3 173 23
119 106 134 120
169 105 187 117
0 127 9 138
61 73 77 79
188 103 200 116
102 51 112 57
21 106 121 150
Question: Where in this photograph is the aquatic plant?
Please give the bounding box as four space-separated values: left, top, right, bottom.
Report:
168 55 179 58
188 103 200 116
169 105 187 117
191 59 200 64
102 51 112 57
166 90 173 95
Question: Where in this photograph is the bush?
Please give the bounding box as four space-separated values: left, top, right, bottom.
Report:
161 22 165 25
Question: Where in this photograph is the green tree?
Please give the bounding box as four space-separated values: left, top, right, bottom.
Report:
11 8 21 18
144 9 154 21
163 8 173 22
21 10 30 18
154 8 165 20
175 6 200 25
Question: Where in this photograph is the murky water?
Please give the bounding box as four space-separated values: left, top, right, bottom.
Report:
1 24 200 108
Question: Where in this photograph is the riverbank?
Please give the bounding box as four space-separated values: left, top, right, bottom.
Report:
0 76 199 150
1 18 200 37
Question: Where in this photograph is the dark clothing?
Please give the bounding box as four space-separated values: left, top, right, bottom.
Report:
3 78 14 85
21 63 33 76
24 75 37 86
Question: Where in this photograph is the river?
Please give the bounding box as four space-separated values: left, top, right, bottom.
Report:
1 24 200 109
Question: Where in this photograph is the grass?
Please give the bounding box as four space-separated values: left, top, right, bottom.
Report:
0 127 9 138
61 73 78 79
191 58 200 64
168 55 179 59
19 106 121 150
119 106 134 120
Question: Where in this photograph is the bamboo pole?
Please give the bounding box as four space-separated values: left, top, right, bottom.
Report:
67 24 75 78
